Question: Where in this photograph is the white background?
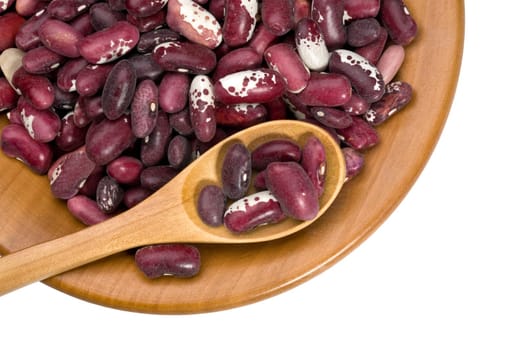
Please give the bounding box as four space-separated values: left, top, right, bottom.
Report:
2 1 524 348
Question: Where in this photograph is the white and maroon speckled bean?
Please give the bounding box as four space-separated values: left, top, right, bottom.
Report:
18 97 61 143
364 80 412 125
189 74 216 142
222 0 258 47
294 18 330 72
264 43 310 93
125 0 167 18
0 0 15 14
311 0 346 50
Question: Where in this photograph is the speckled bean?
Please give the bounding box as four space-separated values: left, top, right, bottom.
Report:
126 0 167 18
343 0 380 22
222 0 258 47
341 147 364 181
135 244 200 278
310 106 352 129
215 103 267 128
342 93 370 115
18 97 61 143
102 59 137 120
152 41 216 74
197 184 226 227
55 111 88 152
221 142 251 199
311 0 346 50
294 18 330 72
85 115 135 165
189 74 216 142
131 79 158 138
126 9 165 32
136 28 180 53
96 175 124 213
364 81 412 125
251 138 301 171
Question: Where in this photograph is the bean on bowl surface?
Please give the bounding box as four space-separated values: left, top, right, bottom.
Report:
0 0 463 313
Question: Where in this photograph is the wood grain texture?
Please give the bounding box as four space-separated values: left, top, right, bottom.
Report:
0 0 465 313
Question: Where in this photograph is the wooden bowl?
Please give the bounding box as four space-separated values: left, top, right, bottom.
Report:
0 0 464 314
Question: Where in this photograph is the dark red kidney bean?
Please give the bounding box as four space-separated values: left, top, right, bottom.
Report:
264 43 310 93
15 10 50 51
261 0 294 36
55 111 88 152
136 28 180 53
56 57 88 93
300 136 326 197
152 41 216 74
224 190 286 233
341 146 364 181
354 26 387 65
89 2 126 31
77 164 104 196
70 12 95 35
102 59 137 120
22 46 64 75
135 244 200 278
77 21 140 64
166 0 222 49
263 98 287 120
310 106 352 129
329 49 385 103
107 156 143 185
0 13 26 52
343 0 380 22
126 9 166 32
0 77 17 112
131 79 158 138
0 123 53 175
342 93 370 115
75 63 114 97
208 0 225 21
346 18 381 47
251 139 301 171
311 0 346 50
53 86 78 110
215 103 267 128
38 19 83 58
336 115 379 150
48 146 96 199
123 186 152 208
168 108 193 135
221 142 251 199
214 68 286 104
47 0 97 21
126 0 167 18
213 47 262 81
364 81 412 125
140 111 171 166
222 0 258 47
294 18 329 72
253 170 266 190
265 161 319 221
128 53 164 81
197 184 226 227
12 68 55 110
167 135 191 169
96 175 124 213
189 74 216 142
159 72 189 114
73 95 103 127
85 116 135 165
18 97 61 143
248 23 278 56
379 0 417 46
67 194 113 225
295 72 352 107
140 165 178 191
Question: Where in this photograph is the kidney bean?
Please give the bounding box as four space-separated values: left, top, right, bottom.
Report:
53 86 78 110
75 63 114 97
12 68 55 110
56 57 88 93
311 0 346 50
168 108 193 135
215 103 267 128
329 49 385 103
282 91 310 119
78 164 104 196
106 156 143 185
293 0 310 23
213 47 262 81
197 184 226 227
253 170 266 190
364 81 412 125
48 146 96 199
300 136 326 197
47 0 96 20
223 190 286 233
73 95 103 127
251 139 301 171
191 127 227 159
136 28 180 53
379 0 417 46
342 91 370 115
264 43 310 93
295 72 352 107
126 8 166 32
294 18 330 72
158 72 189 114
85 116 135 165
6 105 22 125
189 74 216 142
67 194 113 225
264 97 287 120
126 0 167 18
55 111 88 152
153 41 216 74
70 12 95 35
102 59 137 120
377 44 405 84
248 23 278 56
310 106 353 129
221 142 251 199
140 111 171 166
131 79 158 138
214 68 286 105
18 97 61 143
135 244 200 278
341 146 364 181
0 123 53 174
166 0 222 49
16 0 47 17
0 13 25 52
222 0 258 47
0 77 17 112
21 47 64 75
336 115 379 150
37 19 83 58
108 0 126 11
140 165 178 191
127 54 161 81
89 2 125 31
265 161 319 221
346 18 382 48
77 21 140 64
123 186 152 208
343 0 380 22
354 26 387 65
261 0 294 36
95 175 124 213
14 10 49 51
167 134 191 169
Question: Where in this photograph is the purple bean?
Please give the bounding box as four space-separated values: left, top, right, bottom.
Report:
0 12 25 51
15 10 50 51
168 108 193 135
346 18 381 47
85 115 135 165
197 184 226 227
53 86 78 110
261 0 294 36
140 165 178 191
364 81 412 126
310 106 353 129
167 134 191 169
341 147 364 181
136 28 180 53
158 72 189 114
18 97 61 143
123 186 152 208
135 244 200 278
215 103 267 128
78 165 104 196
126 8 166 32
12 67 55 110
213 47 262 81
0 77 17 112
152 41 217 75
73 95 103 127
140 111 171 166
251 138 301 171
56 57 88 93
300 136 326 197
221 142 251 199
125 0 167 18
264 43 310 93
47 0 97 21
75 63 114 97
128 53 164 81
336 115 379 151
131 79 158 138
102 59 137 120
89 3 125 31
21 46 65 74
354 26 387 65
343 0 380 21
189 74 216 142
96 175 124 213
379 0 417 46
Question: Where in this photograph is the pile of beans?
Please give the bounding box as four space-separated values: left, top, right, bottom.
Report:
0 0 417 279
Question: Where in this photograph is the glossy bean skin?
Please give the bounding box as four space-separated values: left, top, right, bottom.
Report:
0 77 17 112
197 184 225 227
223 0 258 47
167 134 191 169
12 68 55 110
341 146 364 181
168 108 193 135
251 139 301 171
137 28 180 53
53 87 77 110
48 146 96 199
70 12 95 35
18 97 61 143
376 44 405 84
264 43 310 93
152 41 216 74
310 106 352 129
123 186 152 208
343 0 380 22
102 59 137 120
107 156 143 185
67 194 113 225
224 190 286 233
73 95 103 127
0 123 53 175
135 244 200 278
311 0 346 50
129 53 163 81
75 63 114 96
38 19 84 58
248 23 278 56
346 18 381 47
294 18 330 72
189 74 216 142
158 72 189 113
126 0 167 17
15 10 50 51
0 13 26 52
56 57 88 93
342 89 370 115
295 72 352 107
379 0 417 46
300 136 326 197
16 0 45 18
364 81 412 125
131 79 158 138
354 26 387 65
77 164 104 196
215 103 267 128
140 165 178 191
336 115 379 150
213 47 262 81
85 116 135 165
47 0 97 21
126 9 166 32
265 161 319 221
22 46 64 74
89 2 126 31
261 0 294 36
140 111 171 166
221 142 251 199
55 111 88 152
96 175 124 213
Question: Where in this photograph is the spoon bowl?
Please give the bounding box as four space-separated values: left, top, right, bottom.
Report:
0 120 346 296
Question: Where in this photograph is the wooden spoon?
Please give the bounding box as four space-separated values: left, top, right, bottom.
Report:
0 120 346 296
